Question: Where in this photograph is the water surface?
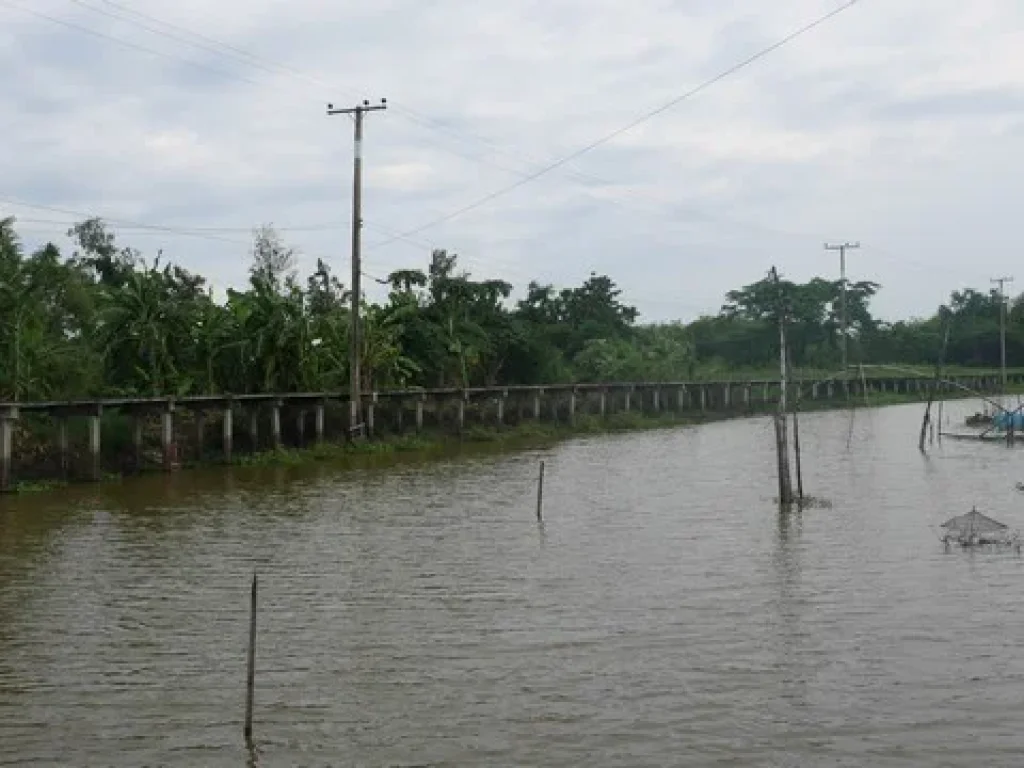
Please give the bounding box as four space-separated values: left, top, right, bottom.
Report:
2 401 1023 766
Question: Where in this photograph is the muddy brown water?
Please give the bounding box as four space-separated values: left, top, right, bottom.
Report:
2 401 1024 766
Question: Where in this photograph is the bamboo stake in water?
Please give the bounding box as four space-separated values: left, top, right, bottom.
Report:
244 572 257 748
536 461 545 521
787 350 804 502
792 401 804 503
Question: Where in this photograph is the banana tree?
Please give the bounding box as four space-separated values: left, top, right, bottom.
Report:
360 301 420 391
97 264 185 395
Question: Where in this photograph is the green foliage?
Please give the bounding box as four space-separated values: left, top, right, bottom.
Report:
0 217 1020 403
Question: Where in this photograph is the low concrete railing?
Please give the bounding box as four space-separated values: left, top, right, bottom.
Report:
0 373 1016 492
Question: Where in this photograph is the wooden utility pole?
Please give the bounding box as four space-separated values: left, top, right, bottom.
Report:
328 98 387 432
824 241 860 378
991 276 1013 396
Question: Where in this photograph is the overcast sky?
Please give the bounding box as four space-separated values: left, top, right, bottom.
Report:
3 0 1023 322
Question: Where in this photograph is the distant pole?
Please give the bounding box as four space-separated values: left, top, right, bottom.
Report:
244 572 257 747
991 276 1013 396
536 461 545 521
328 98 388 432
825 241 860 378
919 315 952 452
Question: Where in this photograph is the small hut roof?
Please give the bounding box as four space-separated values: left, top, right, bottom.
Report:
940 508 1008 533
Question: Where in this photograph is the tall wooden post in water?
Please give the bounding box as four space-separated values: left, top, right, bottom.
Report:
771 267 794 505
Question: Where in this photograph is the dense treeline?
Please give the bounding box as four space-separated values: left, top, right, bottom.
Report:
0 216 1019 402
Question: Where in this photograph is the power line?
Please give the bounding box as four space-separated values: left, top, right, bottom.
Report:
8 0 849 257
36 0 854 250
6 1 865 272
365 0 862 249
0 198 252 247
50 0 551 182
82 0 562 174
1 0 269 88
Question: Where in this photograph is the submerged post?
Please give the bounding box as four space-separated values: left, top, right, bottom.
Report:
367 393 377 438
315 401 325 444
270 401 281 449
58 415 69 479
249 409 259 451
536 460 545 522
244 571 257 748
195 411 207 461
131 413 144 471
222 403 234 464
161 401 176 472
88 405 102 482
0 407 16 493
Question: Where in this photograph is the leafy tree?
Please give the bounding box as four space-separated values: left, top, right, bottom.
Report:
2 216 1022 405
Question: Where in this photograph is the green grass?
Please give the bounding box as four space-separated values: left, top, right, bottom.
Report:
12 478 69 494
228 411 717 471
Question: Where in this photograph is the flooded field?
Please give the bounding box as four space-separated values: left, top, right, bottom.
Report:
2 401 1024 766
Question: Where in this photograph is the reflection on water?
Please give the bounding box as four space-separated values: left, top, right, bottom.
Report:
3 400 1024 766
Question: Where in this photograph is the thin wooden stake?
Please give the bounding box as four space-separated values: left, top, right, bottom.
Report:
773 413 793 504
791 380 804 502
536 461 545 522
244 572 257 748
786 350 805 501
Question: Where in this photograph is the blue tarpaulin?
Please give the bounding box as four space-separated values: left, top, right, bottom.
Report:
993 411 1024 430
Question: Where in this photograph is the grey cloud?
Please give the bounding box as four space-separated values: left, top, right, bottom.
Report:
5 0 1024 323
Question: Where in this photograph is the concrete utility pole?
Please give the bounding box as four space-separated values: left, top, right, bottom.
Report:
991 275 1014 394
824 241 860 375
328 98 387 432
